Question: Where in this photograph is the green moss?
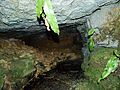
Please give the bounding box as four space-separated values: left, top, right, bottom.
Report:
0 39 39 89
81 47 120 90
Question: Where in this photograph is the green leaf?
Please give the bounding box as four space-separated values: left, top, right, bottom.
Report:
88 28 95 37
36 0 44 18
98 56 119 83
88 36 95 52
113 50 120 58
44 0 60 35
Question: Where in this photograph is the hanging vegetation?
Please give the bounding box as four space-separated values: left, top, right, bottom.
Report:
88 28 95 52
36 0 60 35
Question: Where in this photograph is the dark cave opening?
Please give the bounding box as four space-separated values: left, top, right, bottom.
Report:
0 24 86 90
24 59 84 90
22 26 85 90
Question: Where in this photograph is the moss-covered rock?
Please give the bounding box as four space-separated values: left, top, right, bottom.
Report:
79 47 120 90
0 39 39 89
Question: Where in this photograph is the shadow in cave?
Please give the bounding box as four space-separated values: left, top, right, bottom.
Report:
0 24 86 90
37 13 60 43
24 58 84 90
22 27 85 90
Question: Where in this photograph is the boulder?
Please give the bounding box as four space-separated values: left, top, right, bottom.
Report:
0 0 119 31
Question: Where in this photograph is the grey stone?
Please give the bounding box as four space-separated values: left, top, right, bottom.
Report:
88 2 120 48
0 0 119 31
88 2 120 28
97 36 119 48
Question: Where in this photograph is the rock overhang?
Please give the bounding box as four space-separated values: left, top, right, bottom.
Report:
0 0 119 31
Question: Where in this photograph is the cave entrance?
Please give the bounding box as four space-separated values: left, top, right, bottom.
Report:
0 23 86 90
22 24 86 90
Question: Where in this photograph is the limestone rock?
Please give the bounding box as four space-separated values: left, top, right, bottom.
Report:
88 2 120 28
0 0 119 31
88 2 120 47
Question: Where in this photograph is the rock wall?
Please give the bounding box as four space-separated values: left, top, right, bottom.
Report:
0 0 119 31
88 2 120 48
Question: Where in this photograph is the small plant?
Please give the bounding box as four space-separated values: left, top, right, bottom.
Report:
98 50 120 83
88 28 95 52
87 29 120 83
36 0 60 35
